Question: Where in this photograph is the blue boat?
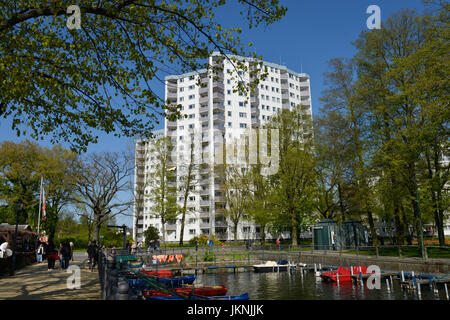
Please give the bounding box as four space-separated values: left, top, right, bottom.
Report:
154 274 196 288
146 292 250 301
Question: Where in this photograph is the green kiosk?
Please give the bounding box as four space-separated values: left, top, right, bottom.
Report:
313 219 340 250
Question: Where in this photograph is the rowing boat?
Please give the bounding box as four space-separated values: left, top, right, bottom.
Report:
143 285 227 297
146 292 249 300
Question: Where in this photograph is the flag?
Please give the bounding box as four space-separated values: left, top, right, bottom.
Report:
42 186 46 221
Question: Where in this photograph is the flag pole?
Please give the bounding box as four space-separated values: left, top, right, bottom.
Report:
37 175 43 234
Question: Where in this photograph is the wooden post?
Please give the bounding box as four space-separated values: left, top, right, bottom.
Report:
375 246 379 258
398 246 402 258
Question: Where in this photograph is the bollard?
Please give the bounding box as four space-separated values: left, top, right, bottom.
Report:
444 283 449 300
386 278 391 292
401 270 405 282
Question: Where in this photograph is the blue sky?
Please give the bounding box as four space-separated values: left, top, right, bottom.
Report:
0 0 428 227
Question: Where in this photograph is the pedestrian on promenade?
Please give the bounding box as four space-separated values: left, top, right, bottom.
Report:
58 243 64 269
45 241 57 271
37 244 44 263
195 240 199 251
333 234 338 251
87 240 98 271
69 242 74 261
276 237 281 251
62 241 71 269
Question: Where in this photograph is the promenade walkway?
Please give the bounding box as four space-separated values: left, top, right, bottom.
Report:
0 253 100 300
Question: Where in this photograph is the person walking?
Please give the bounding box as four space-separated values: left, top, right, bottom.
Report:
87 240 98 271
69 242 74 261
276 237 281 251
58 243 64 269
45 241 57 271
62 241 71 269
37 244 44 263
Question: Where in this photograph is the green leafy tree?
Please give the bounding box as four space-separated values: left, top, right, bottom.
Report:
143 225 160 242
266 105 316 246
0 0 287 151
146 137 179 248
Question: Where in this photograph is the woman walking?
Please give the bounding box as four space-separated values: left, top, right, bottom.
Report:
45 241 57 271
37 244 44 263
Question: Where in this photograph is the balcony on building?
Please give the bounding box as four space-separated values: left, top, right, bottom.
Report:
167 119 177 128
199 104 209 114
200 211 210 218
199 85 209 95
200 222 210 228
212 91 224 101
212 102 225 111
212 113 225 123
200 199 211 207
200 114 209 124
212 80 224 91
199 95 209 104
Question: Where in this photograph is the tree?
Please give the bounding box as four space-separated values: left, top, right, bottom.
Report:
0 140 77 242
146 137 179 248
266 105 316 246
320 57 378 246
177 131 200 246
0 1 287 151
71 152 133 243
218 161 252 244
143 225 160 243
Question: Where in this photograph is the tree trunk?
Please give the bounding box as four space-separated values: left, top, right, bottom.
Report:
291 213 298 247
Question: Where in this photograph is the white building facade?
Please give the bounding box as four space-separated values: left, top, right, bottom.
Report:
134 52 313 243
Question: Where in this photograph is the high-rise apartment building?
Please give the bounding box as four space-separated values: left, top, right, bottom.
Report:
134 52 312 243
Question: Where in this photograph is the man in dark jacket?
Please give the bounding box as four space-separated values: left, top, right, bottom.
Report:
87 241 98 270
61 241 71 269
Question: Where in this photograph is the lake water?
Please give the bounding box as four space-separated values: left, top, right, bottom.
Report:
194 271 445 300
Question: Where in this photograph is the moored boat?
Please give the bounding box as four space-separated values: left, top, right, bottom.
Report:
253 260 297 273
146 292 249 300
143 285 227 297
320 266 369 282
140 269 172 278
154 274 196 288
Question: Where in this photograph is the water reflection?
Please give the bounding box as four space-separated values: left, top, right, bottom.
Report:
194 271 436 300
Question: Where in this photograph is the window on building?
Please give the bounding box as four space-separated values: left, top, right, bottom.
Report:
240 123 247 128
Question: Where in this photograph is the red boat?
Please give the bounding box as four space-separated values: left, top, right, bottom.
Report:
320 266 368 282
140 270 172 278
143 285 227 297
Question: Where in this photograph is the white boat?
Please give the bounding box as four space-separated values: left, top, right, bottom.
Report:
252 260 302 273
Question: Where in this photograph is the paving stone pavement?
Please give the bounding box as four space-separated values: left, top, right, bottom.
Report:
0 253 101 300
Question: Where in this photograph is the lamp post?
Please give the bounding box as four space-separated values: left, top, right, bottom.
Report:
10 199 24 276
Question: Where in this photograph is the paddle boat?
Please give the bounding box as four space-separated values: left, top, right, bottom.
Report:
253 260 298 273
320 266 369 282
